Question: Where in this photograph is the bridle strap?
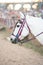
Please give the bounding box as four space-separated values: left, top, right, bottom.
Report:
16 18 31 39
26 22 31 33
25 18 31 33
12 33 16 37
16 19 25 38
20 32 43 43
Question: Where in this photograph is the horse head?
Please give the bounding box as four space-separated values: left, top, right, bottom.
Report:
10 18 30 43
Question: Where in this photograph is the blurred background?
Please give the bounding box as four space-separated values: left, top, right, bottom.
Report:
0 0 43 29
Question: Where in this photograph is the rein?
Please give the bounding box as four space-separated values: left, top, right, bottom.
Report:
20 32 43 43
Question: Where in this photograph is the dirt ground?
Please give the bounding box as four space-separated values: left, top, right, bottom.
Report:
0 31 43 65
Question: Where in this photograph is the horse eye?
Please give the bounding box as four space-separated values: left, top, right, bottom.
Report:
17 25 20 27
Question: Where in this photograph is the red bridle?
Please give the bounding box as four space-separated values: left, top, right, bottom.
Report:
18 19 25 36
16 18 30 39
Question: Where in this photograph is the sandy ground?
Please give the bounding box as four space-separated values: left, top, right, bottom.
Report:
0 32 43 65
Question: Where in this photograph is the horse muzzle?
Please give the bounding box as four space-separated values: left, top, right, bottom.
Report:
10 38 17 43
10 32 21 43
10 35 19 43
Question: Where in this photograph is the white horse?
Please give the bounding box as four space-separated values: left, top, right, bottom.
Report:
10 14 43 45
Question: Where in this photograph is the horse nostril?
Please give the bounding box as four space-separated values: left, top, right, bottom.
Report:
10 38 12 41
10 38 15 43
